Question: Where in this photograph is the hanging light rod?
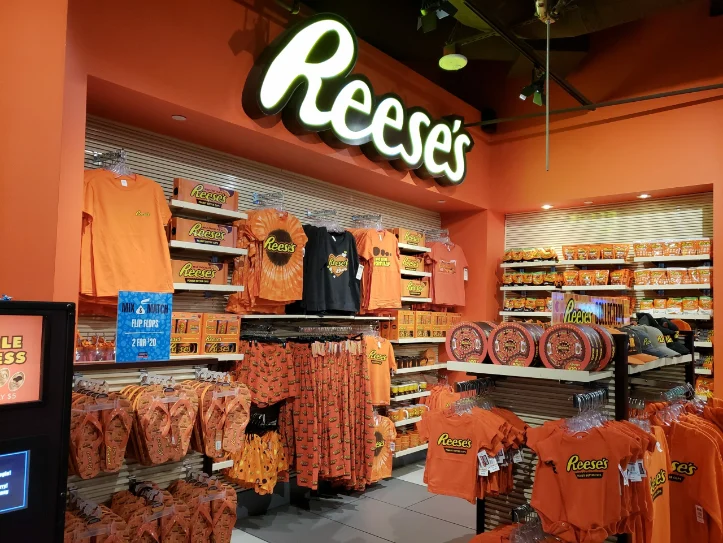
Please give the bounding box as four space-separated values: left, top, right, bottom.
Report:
464 82 723 128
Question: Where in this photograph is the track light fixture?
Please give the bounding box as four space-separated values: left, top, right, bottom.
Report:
418 1 458 33
439 43 467 71
519 68 546 107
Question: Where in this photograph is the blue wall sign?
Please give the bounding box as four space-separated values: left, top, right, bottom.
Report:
0 450 29 514
116 291 172 362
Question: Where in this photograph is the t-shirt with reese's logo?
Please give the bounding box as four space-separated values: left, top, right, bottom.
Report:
363 336 396 406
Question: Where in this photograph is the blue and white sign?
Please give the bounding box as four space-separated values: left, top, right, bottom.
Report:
116 291 172 362
0 450 29 514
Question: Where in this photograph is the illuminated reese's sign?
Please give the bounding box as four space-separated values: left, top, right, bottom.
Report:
243 14 475 186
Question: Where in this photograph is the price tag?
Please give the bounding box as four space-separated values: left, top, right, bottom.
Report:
512 449 524 463
496 450 506 467
619 464 629 486
478 451 489 476
215 440 222 451
696 505 705 524
390 442 396 452
356 264 364 281
627 463 642 483
116 291 172 362
637 460 647 478
120 179 128 187
464 268 469 281
487 454 500 474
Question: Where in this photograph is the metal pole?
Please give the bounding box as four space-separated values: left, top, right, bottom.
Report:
465 82 723 128
545 17 550 171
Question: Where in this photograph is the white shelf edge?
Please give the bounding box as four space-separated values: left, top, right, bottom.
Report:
557 259 628 265
562 285 630 291
391 391 432 402
695 368 713 375
501 286 559 291
173 283 244 292
398 243 431 253
446 361 613 382
500 260 559 269
394 443 428 458
634 255 711 262
646 312 712 321
694 341 713 348
394 416 423 427
395 363 447 374
499 311 552 318
628 354 693 375
240 315 394 321
633 284 711 291
211 459 234 471
401 270 432 278
170 199 248 220
389 337 446 344
215 354 245 361
401 297 432 303
169 240 248 256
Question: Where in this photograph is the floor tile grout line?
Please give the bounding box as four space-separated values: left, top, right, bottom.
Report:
400 508 477 532
232 528 275 543
300 505 397 543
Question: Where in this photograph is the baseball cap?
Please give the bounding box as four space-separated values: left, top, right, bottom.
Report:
638 325 681 358
670 318 692 331
621 326 658 364
638 314 690 355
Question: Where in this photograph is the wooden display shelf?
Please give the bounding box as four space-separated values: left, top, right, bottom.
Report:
394 443 428 458
389 337 445 344
398 243 431 253
627 354 694 375
401 270 432 278
169 240 247 256
169 199 247 220
634 254 711 263
394 363 447 374
240 314 394 321
394 416 422 427
562 285 630 291
557 259 628 266
499 311 552 318
173 283 244 292
695 341 713 348
401 297 432 303
633 284 711 291
501 286 560 291
499 260 558 269
695 367 713 375
73 356 229 371
446 361 613 382
647 311 712 320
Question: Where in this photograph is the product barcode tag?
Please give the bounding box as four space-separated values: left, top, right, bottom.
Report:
487 454 500 473
120 179 128 187
478 451 489 476
464 268 468 281
356 264 364 281
512 449 523 463
390 442 396 452
496 450 506 466
619 464 629 486
215 440 222 451
637 460 647 478
696 505 705 524
627 463 642 483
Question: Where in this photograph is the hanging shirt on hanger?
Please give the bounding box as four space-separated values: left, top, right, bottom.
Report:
363 335 396 406
643 426 671 543
81 169 173 297
322 229 361 314
371 415 396 483
356 230 401 311
427 241 468 307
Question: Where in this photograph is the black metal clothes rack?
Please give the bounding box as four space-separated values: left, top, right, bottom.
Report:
474 330 697 537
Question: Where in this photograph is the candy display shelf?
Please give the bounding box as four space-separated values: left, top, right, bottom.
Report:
169 200 248 220
169 240 247 256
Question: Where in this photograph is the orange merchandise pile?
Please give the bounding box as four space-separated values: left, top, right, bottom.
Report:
227 209 308 314
65 499 128 543
633 238 711 257
226 431 289 495
503 247 559 262
69 385 133 480
561 243 630 261
167 476 237 543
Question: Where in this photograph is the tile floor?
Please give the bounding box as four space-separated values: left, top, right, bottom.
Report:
232 462 477 543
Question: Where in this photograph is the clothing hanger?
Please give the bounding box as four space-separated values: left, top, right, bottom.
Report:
306 209 344 233
351 213 383 232
252 191 285 214
566 388 607 434
92 149 133 177
425 228 452 247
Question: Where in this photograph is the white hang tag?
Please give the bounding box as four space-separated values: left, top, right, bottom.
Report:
619 464 629 486
215 440 222 451
637 460 647 478
477 451 489 477
389 442 396 452
464 268 469 281
356 264 364 281
656 441 663 453
627 462 642 483
120 179 128 187
487 454 500 473
696 505 705 524
302 247 306 257
496 449 506 466
512 449 523 463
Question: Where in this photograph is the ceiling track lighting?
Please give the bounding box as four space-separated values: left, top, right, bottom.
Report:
418 0 458 33
519 68 546 106
439 43 467 71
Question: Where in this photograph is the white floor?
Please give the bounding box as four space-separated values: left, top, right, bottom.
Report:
231 462 429 542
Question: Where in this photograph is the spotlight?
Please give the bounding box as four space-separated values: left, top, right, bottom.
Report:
439 44 467 71
418 9 438 33
519 69 546 107
519 84 536 101
541 204 553 210
638 194 651 199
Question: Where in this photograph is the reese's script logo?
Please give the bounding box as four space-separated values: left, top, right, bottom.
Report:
327 252 349 278
188 222 229 244
190 184 230 206
264 230 296 266
437 433 472 455
135 210 151 217
670 461 698 482
566 455 609 479
374 431 385 457
650 469 667 500
178 262 220 284
563 299 596 324
368 350 388 365
403 232 422 245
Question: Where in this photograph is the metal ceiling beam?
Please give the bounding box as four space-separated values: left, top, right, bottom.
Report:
462 0 593 107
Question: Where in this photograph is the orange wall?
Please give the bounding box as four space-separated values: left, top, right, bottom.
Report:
0 0 70 301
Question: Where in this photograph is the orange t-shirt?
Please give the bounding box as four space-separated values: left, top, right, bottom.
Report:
371 416 397 483
364 336 396 405
82 169 173 296
356 230 401 310
668 419 723 543
644 426 671 543
427 242 468 307
418 408 505 504
247 210 307 302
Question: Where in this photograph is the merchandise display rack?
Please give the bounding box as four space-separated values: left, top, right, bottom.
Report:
401 296 432 303
500 286 559 292
634 254 711 262
240 314 395 321
695 341 713 347
557 259 629 265
398 243 431 253
498 311 552 318
400 270 432 278
562 285 630 291
394 416 422 427
389 337 445 344
391 390 431 402
499 260 558 268
169 199 248 220
633 283 711 290
169 240 248 256
468 331 697 538
173 283 244 292
394 363 447 374
394 443 428 458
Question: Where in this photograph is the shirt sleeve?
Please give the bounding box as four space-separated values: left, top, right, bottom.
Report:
356 230 374 261
457 246 469 270
83 172 95 220
387 341 397 372
417 413 429 442
157 185 172 225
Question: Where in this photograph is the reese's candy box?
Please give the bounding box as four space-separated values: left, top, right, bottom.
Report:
172 260 228 286
171 312 203 356
173 178 238 211
414 311 433 338
400 254 425 272
380 310 415 340
169 217 237 248
390 228 425 247
201 313 241 355
400 278 430 299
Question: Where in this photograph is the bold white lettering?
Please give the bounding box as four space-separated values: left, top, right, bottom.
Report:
331 79 373 144
259 19 356 127
423 123 453 177
399 110 431 167
371 96 405 157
